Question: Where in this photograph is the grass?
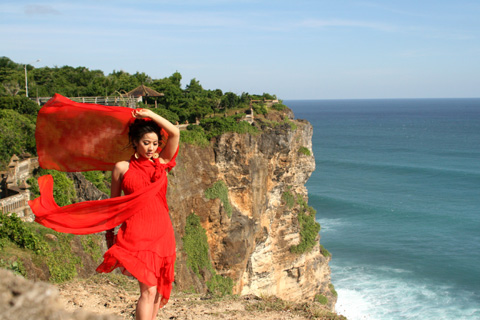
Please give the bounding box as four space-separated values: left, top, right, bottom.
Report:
204 180 233 217
0 213 104 283
245 295 347 320
182 213 234 297
298 146 312 156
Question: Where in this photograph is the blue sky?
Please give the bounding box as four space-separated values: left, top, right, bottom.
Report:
1 0 479 99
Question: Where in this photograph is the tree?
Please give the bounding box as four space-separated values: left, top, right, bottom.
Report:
0 109 36 168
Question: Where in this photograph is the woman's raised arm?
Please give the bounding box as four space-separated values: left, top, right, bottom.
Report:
132 109 180 163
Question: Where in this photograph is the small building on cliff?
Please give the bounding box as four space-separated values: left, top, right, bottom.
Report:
0 155 38 221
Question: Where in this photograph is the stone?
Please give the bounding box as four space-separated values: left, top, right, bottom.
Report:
0 268 119 320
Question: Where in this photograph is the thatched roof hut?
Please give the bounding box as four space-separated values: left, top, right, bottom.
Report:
125 85 164 107
126 85 164 98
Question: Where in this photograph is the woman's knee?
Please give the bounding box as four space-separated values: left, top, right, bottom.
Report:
139 283 157 302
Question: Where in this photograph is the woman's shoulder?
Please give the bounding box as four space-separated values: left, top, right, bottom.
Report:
113 160 130 175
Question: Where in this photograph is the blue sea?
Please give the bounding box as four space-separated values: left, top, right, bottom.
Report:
286 99 480 320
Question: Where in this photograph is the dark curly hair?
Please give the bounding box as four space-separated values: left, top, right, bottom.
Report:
128 119 162 150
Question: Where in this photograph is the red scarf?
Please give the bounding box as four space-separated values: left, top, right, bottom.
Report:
29 94 172 234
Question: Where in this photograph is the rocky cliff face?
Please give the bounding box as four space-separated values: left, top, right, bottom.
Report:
167 113 336 310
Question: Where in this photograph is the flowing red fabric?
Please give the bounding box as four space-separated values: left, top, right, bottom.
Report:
35 94 166 172
29 173 165 234
29 94 177 299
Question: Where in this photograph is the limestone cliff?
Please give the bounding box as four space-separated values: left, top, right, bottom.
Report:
167 112 336 310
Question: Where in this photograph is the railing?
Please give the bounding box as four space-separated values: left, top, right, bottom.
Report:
32 96 138 108
0 192 31 220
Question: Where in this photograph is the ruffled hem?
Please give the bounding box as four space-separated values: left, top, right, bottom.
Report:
96 246 175 300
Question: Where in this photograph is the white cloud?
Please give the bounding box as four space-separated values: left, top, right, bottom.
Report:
299 19 396 32
24 4 60 15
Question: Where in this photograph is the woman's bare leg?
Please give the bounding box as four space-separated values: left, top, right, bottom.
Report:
136 282 157 320
151 292 168 320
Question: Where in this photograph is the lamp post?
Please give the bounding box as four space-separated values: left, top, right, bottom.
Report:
24 59 40 97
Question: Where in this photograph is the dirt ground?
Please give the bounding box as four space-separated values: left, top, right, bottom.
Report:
56 274 343 320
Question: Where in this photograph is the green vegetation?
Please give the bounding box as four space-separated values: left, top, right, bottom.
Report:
0 95 40 115
282 189 296 209
82 170 110 195
271 103 288 111
283 116 297 131
204 180 233 217
28 168 77 206
180 125 210 147
286 193 321 254
251 102 268 115
206 273 234 296
0 213 48 254
298 146 312 156
0 213 102 283
0 258 26 276
290 211 321 254
81 234 103 262
182 213 212 276
0 56 283 168
200 115 258 141
320 244 331 258
314 294 328 305
0 56 277 125
45 232 81 282
246 295 346 320
182 213 233 297
329 283 338 298
0 109 36 168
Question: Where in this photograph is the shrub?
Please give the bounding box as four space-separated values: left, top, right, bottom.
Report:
298 146 311 156
146 106 180 124
205 180 232 217
0 96 40 115
46 232 81 282
320 244 331 258
283 116 297 131
329 283 338 297
81 234 103 262
0 213 82 283
182 213 212 276
0 109 36 168
28 168 77 206
271 103 287 111
206 274 234 297
282 189 296 209
182 213 234 296
82 171 110 195
0 258 26 277
314 294 328 305
200 115 258 140
252 103 268 115
180 125 209 147
0 213 48 254
290 211 321 254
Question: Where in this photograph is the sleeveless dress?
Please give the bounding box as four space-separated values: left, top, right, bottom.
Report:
96 154 177 300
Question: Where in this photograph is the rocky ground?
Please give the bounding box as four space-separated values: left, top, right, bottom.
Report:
1 268 345 320
56 274 344 320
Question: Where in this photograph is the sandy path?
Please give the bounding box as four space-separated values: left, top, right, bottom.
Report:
56 275 340 320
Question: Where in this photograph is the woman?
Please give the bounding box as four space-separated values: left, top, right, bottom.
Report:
97 108 180 320
30 98 180 320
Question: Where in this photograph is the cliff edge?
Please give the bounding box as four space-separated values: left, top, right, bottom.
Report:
167 110 336 310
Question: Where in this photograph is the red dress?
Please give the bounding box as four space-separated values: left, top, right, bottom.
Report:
96 154 176 300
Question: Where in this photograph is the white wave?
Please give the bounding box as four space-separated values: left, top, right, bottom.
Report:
317 217 345 233
331 263 480 320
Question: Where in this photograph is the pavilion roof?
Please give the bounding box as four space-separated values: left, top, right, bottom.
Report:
126 85 164 97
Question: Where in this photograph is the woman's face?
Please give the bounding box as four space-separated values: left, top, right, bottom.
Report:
135 132 159 159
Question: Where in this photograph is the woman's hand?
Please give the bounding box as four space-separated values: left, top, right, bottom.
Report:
132 108 153 120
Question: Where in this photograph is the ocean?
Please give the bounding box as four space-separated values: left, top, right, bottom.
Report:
286 99 480 320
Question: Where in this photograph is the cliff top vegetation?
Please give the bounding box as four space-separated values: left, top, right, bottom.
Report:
0 56 289 169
